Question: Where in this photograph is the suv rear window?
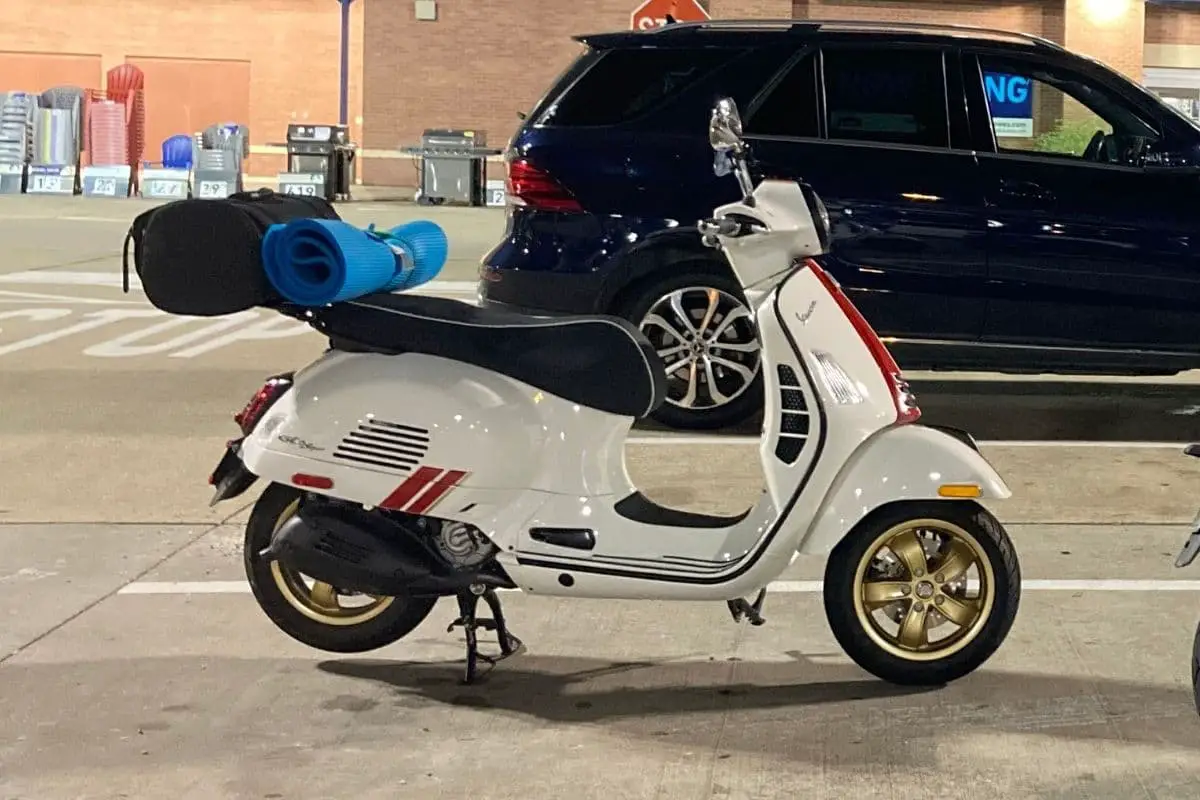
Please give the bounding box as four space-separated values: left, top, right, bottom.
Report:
822 47 950 148
538 47 742 127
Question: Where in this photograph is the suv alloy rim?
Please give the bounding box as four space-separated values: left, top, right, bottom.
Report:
639 286 761 411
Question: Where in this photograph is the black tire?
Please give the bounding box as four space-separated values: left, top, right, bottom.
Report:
243 483 439 653
1192 619 1200 715
614 263 763 431
822 500 1021 686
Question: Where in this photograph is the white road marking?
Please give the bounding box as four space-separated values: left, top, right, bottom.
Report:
624 435 1191 449
0 271 477 294
117 578 1200 596
0 288 144 305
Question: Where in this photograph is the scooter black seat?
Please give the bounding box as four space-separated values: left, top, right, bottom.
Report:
307 292 668 418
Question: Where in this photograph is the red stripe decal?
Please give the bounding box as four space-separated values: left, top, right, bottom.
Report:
406 469 468 514
379 466 442 510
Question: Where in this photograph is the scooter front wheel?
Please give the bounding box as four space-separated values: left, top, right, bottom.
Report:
823 500 1021 686
243 483 438 653
1192 619 1200 714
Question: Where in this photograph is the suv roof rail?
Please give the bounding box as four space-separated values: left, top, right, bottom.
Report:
644 18 1066 51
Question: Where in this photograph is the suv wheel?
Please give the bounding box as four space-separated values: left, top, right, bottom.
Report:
618 269 763 431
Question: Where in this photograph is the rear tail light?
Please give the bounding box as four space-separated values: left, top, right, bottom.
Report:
235 374 294 436
805 259 921 424
505 158 583 213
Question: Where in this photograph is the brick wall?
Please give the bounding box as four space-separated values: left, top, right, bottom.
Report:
0 0 363 177
4 0 1182 187
360 0 1086 188
1147 2 1200 45
793 0 1053 33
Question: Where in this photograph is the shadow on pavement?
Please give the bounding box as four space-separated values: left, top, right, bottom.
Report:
319 653 1200 757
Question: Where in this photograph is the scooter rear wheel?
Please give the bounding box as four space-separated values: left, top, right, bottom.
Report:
823 500 1020 686
243 483 439 653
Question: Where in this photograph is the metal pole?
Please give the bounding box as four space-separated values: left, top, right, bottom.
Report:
338 0 355 127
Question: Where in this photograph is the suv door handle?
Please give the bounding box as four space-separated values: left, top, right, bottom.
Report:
998 179 1054 203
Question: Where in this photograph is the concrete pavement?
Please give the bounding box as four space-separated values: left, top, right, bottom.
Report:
4 195 1200 798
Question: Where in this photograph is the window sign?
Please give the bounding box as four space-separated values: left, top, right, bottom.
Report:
984 72 1034 137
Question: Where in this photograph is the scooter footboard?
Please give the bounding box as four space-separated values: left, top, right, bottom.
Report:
796 424 1010 555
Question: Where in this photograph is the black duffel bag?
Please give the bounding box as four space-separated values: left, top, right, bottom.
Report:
122 188 342 316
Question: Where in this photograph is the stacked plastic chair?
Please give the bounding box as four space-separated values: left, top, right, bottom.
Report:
195 123 250 193
197 123 250 168
162 134 193 170
88 100 128 166
105 65 145 184
32 108 78 166
0 92 35 165
40 86 85 167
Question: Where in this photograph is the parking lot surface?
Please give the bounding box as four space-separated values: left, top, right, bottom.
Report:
3 196 1200 800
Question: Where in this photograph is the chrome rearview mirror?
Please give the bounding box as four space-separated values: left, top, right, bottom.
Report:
709 97 744 153
709 97 754 197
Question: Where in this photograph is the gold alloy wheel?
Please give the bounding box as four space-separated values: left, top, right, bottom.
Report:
851 518 996 662
266 498 396 626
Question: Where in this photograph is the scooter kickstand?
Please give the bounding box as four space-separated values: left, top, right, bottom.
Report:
726 588 768 626
447 584 524 685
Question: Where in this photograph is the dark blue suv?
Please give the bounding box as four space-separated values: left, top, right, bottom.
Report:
480 19 1200 430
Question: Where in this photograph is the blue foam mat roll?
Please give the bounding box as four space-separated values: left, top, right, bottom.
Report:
261 218 448 306
382 220 448 292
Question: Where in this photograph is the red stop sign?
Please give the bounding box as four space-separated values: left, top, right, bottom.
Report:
630 0 710 31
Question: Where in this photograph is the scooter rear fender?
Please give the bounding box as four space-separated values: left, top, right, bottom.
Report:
796 423 1010 555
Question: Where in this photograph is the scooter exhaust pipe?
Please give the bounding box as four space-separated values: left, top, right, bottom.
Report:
260 501 506 597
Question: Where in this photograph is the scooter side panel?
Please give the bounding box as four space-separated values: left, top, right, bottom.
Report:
796 423 1012 555
238 349 643 553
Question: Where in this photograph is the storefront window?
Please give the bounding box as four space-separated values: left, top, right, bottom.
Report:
1148 88 1200 123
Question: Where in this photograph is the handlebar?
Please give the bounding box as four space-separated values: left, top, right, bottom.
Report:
698 217 744 238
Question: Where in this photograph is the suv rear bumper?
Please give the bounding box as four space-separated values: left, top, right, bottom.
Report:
478 264 608 316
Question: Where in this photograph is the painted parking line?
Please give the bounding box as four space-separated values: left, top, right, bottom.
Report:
623 435 1191 449
0 270 478 295
117 578 1200 596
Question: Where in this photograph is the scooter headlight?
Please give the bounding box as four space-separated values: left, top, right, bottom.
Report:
800 182 831 252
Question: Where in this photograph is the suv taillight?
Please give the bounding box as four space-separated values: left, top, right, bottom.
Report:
234 374 294 435
805 259 921 424
506 158 583 213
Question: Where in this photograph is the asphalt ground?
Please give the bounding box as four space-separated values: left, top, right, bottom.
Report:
2 196 1200 799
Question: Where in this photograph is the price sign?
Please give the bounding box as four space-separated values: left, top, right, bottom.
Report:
145 179 185 198
0 161 21 194
198 180 229 199
81 164 131 198
485 179 507 207
278 172 325 199
283 183 317 196
30 173 62 193
140 167 189 200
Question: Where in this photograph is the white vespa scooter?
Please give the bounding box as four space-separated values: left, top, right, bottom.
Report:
210 98 1022 685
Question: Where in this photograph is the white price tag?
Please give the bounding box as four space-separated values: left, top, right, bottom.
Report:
283 183 317 196
30 174 62 193
148 180 184 198
93 177 117 196
198 180 228 198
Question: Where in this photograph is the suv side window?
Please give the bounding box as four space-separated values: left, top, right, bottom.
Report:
975 54 1160 164
820 46 950 149
539 47 743 128
744 51 819 138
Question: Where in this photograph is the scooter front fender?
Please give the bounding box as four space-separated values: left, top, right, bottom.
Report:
797 424 1010 555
